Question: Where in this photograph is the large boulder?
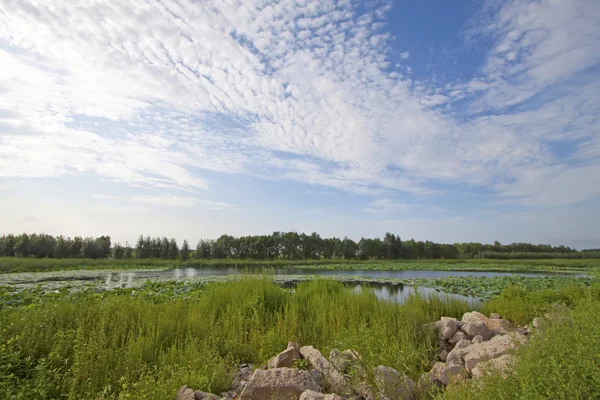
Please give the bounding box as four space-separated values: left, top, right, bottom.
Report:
462 311 512 337
463 334 524 372
471 354 513 379
299 390 345 400
300 346 349 393
448 330 469 345
471 335 484 344
268 342 302 369
434 317 461 341
428 362 468 386
445 339 472 367
373 365 416 400
194 391 220 400
240 368 320 400
461 320 494 340
176 386 196 400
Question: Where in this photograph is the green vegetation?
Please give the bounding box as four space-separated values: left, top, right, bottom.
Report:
0 278 470 399
409 275 596 301
2 256 600 274
445 285 600 399
2 276 600 399
2 232 598 262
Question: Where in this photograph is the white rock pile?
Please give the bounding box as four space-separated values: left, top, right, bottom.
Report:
428 311 529 386
176 311 544 400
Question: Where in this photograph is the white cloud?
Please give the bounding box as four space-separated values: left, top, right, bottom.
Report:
130 194 235 209
399 51 410 60
363 198 410 216
0 0 598 215
93 194 118 199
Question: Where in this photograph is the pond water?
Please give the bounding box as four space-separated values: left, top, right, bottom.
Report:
147 267 584 279
351 283 482 307
2 267 584 306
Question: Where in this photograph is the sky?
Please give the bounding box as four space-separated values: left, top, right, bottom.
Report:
0 0 599 249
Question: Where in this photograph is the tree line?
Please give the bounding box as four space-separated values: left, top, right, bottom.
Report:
1 232 599 260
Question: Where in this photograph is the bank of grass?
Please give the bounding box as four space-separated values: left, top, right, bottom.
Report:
1 256 599 274
0 278 470 399
445 287 600 399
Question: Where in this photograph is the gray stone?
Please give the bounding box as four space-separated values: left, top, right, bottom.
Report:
300 346 349 393
462 320 494 340
471 354 513 379
374 365 416 400
267 343 301 369
434 317 461 341
438 349 448 362
240 368 320 400
490 313 501 320
462 311 512 336
445 339 472 367
472 335 484 344
299 390 345 400
532 317 542 329
429 362 468 386
176 386 195 400
329 349 359 373
194 391 220 400
448 330 469 345
463 334 525 372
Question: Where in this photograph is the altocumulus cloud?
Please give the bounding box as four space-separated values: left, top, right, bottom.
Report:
0 0 599 209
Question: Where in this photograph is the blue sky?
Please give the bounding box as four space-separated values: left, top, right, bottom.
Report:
0 0 599 248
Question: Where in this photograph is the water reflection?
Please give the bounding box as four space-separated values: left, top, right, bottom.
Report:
128 267 585 280
352 283 481 307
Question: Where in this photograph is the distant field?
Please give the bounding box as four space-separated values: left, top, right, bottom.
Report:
1 256 599 274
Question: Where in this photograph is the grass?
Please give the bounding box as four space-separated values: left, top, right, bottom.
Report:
409 275 596 301
0 277 471 400
444 285 600 399
1 256 599 274
2 276 600 399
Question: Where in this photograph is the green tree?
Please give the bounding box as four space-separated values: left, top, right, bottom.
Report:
180 239 191 261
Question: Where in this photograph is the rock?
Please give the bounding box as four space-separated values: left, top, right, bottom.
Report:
268 343 301 369
434 317 461 341
329 349 359 373
374 365 416 400
463 334 525 372
461 320 494 340
472 335 484 344
490 313 501 320
416 374 441 400
429 362 468 386
232 368 255 393
462 311 512 336
309 370 324 388
532 317 542 329
471 354 513 379
515 327 529 336
177 386 195 400
194 391 219 400
299 390 345 400
438 349 448 362
448 330 469 345
240 368 320 400
300 346 349 393
445 339 472 366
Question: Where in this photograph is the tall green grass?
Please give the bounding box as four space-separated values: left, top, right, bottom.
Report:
0 278 471 399
481 283 600 325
